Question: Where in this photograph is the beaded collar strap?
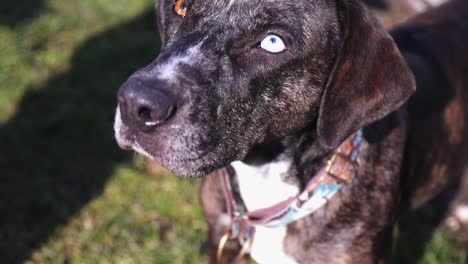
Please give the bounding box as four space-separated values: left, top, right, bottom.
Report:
216 130 363 262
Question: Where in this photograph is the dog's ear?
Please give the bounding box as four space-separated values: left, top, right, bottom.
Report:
317 0 415 150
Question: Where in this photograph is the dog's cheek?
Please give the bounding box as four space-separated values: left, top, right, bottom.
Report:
252 68 324 138
272 92 321 136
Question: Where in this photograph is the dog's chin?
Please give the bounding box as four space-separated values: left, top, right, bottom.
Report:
133 143 235 178
157 159 220 178
115 134 133 150
115 130 241 178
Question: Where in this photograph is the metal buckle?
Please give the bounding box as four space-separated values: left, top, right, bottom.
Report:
325 153 356 184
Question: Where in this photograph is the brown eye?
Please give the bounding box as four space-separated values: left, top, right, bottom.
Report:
175 0 188 17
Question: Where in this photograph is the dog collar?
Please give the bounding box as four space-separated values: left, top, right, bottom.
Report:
216 130 363 262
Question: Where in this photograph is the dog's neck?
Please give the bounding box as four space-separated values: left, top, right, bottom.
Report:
231 128 335 212
227 128 363 263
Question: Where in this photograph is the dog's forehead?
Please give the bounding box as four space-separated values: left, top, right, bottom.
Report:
191 0 279 13
188 0 307 27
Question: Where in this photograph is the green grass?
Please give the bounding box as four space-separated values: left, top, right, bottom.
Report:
0 0 465 263
30 163 207 263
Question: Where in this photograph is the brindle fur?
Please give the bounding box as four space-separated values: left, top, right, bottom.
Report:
114 0 468 262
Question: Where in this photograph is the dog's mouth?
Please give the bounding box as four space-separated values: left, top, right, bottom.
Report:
114 108 156 160
114 107 163 160
114 107 135 150
114 105 242 177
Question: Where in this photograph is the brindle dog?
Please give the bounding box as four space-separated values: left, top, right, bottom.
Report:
114 0 468 262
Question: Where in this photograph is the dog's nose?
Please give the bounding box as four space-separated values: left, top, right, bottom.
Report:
118 78 177 131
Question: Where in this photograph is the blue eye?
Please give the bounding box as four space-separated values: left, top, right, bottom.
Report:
260 34 286 53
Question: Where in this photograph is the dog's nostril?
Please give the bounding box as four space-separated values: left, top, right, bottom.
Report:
137 106 161 127
137 106 152 120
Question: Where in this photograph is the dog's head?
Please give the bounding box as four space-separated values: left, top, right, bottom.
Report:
114 0 415 177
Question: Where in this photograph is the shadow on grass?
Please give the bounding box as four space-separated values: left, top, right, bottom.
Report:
0 0 47 28
0 10 160 263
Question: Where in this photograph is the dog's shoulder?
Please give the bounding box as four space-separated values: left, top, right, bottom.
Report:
390 0 468 209
391 0 468 88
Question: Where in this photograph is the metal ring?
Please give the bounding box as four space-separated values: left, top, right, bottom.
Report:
216 232 231 263
235 236 253 262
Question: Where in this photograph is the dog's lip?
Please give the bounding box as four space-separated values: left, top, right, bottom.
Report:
135 137 213 163
133 135 217 163
119 141 133 150
115 131 135 150
116 138 134 150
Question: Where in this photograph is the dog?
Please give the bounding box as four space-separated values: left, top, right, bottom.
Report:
114 0 468 262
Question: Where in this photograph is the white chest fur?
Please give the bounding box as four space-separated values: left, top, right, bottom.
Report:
231 160 299 211
231 160 299 264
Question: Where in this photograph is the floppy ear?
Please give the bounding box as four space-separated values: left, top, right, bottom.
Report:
317 0 415 149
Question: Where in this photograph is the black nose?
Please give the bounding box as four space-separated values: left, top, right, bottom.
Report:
118 78 177 131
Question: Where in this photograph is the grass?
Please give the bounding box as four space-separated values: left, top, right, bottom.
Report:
0 0 465 263
30 163 207 264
